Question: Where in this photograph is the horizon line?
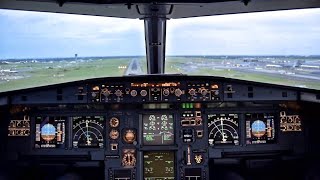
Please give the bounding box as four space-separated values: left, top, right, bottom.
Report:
1 54 320 60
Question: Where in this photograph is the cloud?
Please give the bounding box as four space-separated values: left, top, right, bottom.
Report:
0 9 145 58
0 8 320 58
167 8 320 55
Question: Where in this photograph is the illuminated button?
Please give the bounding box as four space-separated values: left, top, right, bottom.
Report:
92 86 100 91
111 143 118 151
212 84 219 89
196 130 203 138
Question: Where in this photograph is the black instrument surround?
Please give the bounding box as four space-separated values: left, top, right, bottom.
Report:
1 75 317 180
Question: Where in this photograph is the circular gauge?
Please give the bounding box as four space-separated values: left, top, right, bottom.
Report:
109 117 119 128
41 124 56 142
72 117 104 148
123 129 136 144
109 129 119 140
208 114 239 145
251 120 266 138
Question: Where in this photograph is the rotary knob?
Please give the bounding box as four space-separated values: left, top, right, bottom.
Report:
101 88 111 96
175 88 182 97
109 129 119 140
163 88 170 96
188 88 196 96
140 90 148 97
109 117 119 127
123 129 136 144
115 89 123 97
91 92 97 97
200 88 208 96
122 151 136 167
130 90 137 97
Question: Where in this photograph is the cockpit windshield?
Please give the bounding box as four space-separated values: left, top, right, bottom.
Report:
166 8 320 89
0 9 146 92
0 8 319 92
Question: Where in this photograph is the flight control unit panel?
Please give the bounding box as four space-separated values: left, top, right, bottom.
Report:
2 75 308 180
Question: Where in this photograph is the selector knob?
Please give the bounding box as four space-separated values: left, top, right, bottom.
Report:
140 90 148 97
109 117 120 128
175 88 182 97
109 129 119 140
130 90 137 97
163 89 170 96
200 89 208 96
122 150 136 167
91 92 97 97
188 88 196 96
115 89 123 97
101 89 111 96
123 129 136 144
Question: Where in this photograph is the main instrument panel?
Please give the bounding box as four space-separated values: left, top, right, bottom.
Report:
3 75 306 180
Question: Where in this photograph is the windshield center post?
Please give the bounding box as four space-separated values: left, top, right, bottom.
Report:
144 15 167 74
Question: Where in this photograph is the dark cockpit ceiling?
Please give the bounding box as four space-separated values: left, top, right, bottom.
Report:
1 0 320 19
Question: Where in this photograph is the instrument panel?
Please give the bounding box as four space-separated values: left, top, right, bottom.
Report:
27 109 283 179
3 75 305 180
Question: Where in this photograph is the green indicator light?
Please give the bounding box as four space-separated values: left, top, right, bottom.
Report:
190 103 194 109
182 103 186 109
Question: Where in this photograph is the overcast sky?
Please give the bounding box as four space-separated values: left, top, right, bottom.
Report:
0 8 319 59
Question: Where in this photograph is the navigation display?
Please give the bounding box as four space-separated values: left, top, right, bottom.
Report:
142 114 174 145
208 114 239 146
72 116 104 148
246 113 275 144
35 116 66 148
143 151 175 180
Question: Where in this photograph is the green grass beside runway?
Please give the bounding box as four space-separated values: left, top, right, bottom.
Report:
0 57 320 92
0 58 130 92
